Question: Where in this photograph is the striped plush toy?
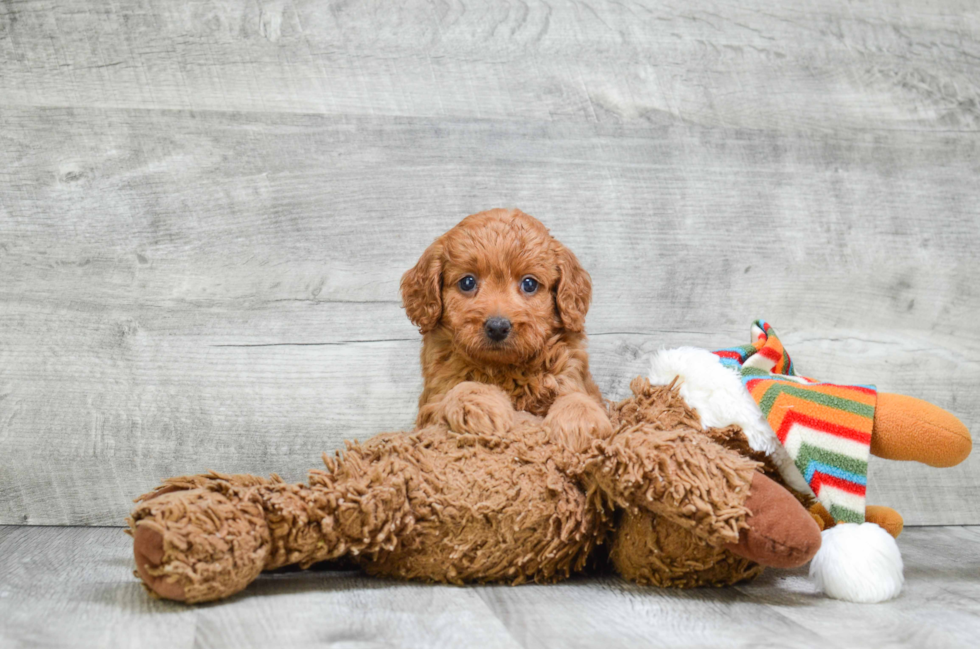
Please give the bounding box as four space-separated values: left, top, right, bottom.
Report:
646 321 972 602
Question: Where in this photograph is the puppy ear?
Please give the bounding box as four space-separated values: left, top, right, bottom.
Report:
553 242 592 332
401 239 444 333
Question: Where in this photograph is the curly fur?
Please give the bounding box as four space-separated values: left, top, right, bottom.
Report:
402 209 604 445
128 380 769 602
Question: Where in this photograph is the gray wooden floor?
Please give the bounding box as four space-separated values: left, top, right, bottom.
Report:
1 525 978 649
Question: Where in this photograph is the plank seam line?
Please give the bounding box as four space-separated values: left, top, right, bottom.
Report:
210 338 418 347
209 331 712 347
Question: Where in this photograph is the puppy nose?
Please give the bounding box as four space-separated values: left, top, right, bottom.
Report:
484 317 512 342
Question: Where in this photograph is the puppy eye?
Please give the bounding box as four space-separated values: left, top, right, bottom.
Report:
458 275 477 293
520 276 539 294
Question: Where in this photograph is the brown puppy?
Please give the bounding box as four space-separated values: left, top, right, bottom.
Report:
400 208 611 451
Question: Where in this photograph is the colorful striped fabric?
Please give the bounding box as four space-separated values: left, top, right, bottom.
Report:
713 321 876 524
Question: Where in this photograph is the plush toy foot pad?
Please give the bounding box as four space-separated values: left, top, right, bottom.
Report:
133 523 187 601
725 473 822 569
128 485 273 603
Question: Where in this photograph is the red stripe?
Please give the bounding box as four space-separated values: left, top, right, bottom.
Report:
811 471 867 497
758 345 783 363
714 350 744 361
775 409 873 446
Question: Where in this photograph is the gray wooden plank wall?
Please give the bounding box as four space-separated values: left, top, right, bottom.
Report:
0 0 978 526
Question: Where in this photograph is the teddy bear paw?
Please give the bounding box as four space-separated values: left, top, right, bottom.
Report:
128 487 271 603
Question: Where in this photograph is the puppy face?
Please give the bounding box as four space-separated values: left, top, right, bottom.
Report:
401 209 592 365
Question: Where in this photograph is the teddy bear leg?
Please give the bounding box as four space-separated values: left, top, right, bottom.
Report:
128 471 390 603
129 483 272 603
584 427 820 569
724 472 822 568
871 392 972 467
611 509 763 588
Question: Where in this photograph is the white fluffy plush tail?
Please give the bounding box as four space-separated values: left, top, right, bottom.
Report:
809 523 904 603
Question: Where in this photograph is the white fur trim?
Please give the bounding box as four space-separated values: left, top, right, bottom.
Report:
647 347 812 495
809 523 904 603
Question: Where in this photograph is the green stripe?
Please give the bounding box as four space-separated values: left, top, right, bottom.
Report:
755 382 875 419
794 443 868 477
828 504 865 524
733 344 757 359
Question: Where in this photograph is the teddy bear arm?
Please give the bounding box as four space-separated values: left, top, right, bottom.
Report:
581 425 758 547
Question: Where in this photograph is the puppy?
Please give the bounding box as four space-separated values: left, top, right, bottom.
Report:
400 208 611 450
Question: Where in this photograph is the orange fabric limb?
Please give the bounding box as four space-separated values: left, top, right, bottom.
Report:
870 393 972 468
865 505 904 538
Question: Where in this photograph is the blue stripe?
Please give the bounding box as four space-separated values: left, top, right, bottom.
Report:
802 461 867 486
714 346 751 362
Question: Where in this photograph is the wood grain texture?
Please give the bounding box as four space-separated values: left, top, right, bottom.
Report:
479 526 980 649
1 525 979 648
1 0 978 525
1 0 979 131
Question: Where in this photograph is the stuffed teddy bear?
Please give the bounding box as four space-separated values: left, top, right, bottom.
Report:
127 323 971 604
127 376 821 603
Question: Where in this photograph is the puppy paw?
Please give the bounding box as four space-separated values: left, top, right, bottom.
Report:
440 381 516 437
545 392 613 453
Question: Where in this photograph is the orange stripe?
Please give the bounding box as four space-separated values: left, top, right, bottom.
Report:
764 391 875 435
749 379 876 408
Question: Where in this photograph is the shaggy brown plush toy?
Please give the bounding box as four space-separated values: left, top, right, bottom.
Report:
129 210 827 602
127 211 970 603
128 377 819 603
